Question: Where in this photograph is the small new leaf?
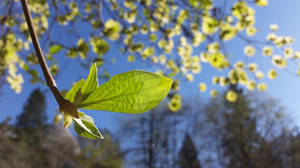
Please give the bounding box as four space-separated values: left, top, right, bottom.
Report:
74 111 103 139
49 45 63 55
65 79 85 103
81 63 98 94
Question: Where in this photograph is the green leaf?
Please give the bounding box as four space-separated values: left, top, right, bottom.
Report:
81 63 98 95
64 64 98 105
77 70 173 113
74 111 103 139
189 0 212 9
65 79 85 103
49 45 63 55
90 37 110 56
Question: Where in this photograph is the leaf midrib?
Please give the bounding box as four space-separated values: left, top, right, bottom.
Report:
77 80 170 108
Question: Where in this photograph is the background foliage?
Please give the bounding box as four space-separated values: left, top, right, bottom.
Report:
1 0 299 112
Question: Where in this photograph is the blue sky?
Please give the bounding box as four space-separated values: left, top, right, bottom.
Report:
1 0 300 133
255 0 300 124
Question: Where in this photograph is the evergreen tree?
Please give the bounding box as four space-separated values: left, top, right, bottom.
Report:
15 88 49 167
207 85 284 168
286 132 300 168
221 85 259 168
16 88 47 131
178 133 202 168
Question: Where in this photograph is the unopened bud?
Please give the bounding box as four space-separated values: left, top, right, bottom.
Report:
63 113 73 128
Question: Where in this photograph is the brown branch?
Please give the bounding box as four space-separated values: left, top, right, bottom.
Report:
20 0 79 118
97 0 104 26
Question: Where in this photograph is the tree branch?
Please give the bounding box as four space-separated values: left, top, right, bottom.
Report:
20 0 79 118
21 0 55 87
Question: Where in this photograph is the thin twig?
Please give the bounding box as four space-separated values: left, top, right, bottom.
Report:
21 0 55 87
20 0 79 118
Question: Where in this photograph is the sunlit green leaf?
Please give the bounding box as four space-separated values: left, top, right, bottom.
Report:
65 79 85 103
49 45 63 55
77 71 173 113
81 63 98 95
189 0 212 9
90 37 110 56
